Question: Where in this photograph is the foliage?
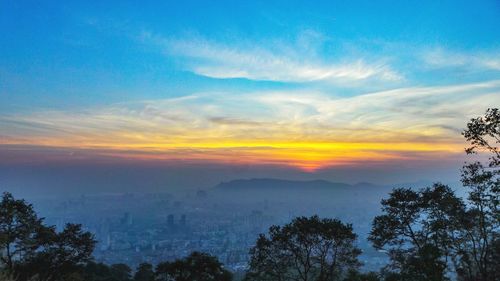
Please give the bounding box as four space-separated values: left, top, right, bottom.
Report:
370 108 500 281
0 193 44 273
133 263 154 281
369 183 461 281
0 192 96 281
343 270 380 281
245 215 361 281
0 272 16 281
18 223 96 281
156 251 232 281
82 261 134 281
458 108 499 281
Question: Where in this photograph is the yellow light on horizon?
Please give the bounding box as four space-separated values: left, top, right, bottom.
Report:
0 136 464 172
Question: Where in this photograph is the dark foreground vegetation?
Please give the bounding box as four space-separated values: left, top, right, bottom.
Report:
1 109 498 281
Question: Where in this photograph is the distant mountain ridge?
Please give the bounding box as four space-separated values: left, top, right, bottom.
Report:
213 178 383 191
209 178 401 205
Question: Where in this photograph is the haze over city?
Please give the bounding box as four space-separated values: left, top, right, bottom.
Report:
1 1 499 281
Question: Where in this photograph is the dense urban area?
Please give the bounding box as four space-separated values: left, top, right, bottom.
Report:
33 179 391 274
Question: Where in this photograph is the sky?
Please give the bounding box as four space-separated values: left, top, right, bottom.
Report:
1 0 500 192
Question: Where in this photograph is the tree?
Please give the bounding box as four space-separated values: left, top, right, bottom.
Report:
0 192 44 272
369 184 464 281
370 108 500 281
457 108 499 281
134 263 154 281
15 223 96 281
343 269 380 281
110 264 132 281
83 261 114 281
397 244 448 281
245 215 361 281
0 192 96 281
156 252 232 281
83 262 134 281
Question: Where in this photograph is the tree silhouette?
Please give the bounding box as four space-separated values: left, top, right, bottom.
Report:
83 261 114 281
369 183 463 281
83 261 135 281
0 192 44 273
245 215 361 281
370 108 500 281
457 108 499 281
0 192 96 281
110 264 133 281
156 251 232 281
134 263 154 281
343 269 380 281
18 223 96 281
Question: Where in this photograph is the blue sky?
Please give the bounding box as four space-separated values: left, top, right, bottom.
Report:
2 0 499 110
0 0 499 186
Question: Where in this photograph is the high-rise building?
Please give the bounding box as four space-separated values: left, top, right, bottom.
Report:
121 212 132 226
167 214 174 228
180 214 186 227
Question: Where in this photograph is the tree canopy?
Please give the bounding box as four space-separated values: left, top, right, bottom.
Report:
370 108 500 281
156 251 233 281
245 215 361 281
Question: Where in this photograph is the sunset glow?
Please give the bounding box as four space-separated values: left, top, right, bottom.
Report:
1 0 499 179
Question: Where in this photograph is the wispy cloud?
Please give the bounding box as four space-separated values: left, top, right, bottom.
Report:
142 32 403 84
1 80 498 170
422 48 500 71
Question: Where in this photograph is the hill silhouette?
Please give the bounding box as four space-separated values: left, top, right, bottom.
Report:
210 178 393 205
214 178 352 191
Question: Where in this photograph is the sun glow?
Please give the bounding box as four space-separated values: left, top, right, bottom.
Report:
1 80 496 171
1 135 464 171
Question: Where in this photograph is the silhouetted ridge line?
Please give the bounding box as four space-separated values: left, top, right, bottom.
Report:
213 178 353 191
